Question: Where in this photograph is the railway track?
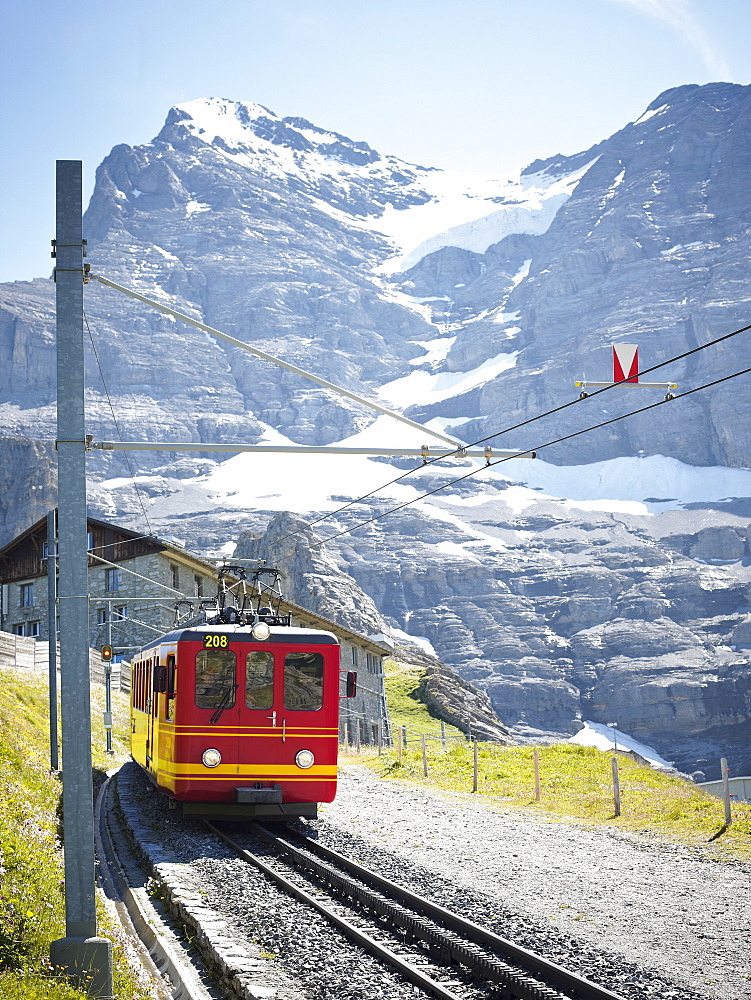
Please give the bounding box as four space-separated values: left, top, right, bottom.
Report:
206 821 628 1000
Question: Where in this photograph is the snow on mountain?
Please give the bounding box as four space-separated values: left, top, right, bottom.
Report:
378 349 519 407
376 160 598 274
567 721 674 770
483 455 751 513
165 97 591 278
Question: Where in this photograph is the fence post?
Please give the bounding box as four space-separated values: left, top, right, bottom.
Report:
721 757 732 826
421 734 428 777
440 719 446 747
397 726 403 757
402 725 407 748
533 747 541 802
472 739 478 793
355 722 361 754
612 757 621 817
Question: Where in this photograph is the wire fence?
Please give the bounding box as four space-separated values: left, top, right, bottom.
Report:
339 718 503 755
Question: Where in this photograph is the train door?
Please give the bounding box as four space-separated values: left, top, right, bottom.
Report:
151 650 177 783
236 643 335 801
146 656 157 772
236 647 278 783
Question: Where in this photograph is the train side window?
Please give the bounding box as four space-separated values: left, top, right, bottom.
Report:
245 651 274 710
195 649 236 709
284 652 324 712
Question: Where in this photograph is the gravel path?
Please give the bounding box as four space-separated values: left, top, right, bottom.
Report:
313 765 751 1000
120 761 750 999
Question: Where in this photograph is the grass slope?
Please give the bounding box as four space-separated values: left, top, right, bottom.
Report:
383 660 465 741
350 740 751 861
0 670 150 999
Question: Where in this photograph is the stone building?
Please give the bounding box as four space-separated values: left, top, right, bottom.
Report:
0 513 391 743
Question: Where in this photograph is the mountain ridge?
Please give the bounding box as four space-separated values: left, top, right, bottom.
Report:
1 83 749 772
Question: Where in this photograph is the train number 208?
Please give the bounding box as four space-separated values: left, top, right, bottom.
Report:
204 634 229 648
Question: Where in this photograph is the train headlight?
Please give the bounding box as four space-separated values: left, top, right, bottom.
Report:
202 748 222 768
251 621 271 641
295 749 315 769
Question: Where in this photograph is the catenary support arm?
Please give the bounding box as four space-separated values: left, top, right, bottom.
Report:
89 273 462 449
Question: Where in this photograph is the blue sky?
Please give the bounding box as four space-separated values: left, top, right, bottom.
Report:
1 0 749 282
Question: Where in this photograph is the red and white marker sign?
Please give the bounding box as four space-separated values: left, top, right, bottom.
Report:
612 343 639 383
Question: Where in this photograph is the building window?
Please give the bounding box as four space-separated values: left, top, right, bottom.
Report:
87 532 94 550
171 565 179 591
113 606 127 621
20 583 34 607
13 622 40 637
194 575 203 598
105 568 120 591
97 608 107 625
351 647 359 666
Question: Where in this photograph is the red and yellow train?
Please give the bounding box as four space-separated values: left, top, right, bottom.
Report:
130 566 355 819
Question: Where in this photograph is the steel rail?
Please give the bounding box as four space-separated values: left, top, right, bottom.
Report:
206 821 622 1000
269 826 627 1000
204 821 469 1000
94 773 220 1000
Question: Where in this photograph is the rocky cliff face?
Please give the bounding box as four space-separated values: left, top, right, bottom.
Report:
300 481 751 777
401 84 751 468
235 511 512 744
0 86 749 777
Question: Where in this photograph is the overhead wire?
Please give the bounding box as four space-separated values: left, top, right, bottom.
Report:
310 365 751 547
87 268 751 556
84 308 155 537
273 319 751 545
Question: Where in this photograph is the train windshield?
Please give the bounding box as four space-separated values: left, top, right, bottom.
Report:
195 649 236 709
284 651 324 711
245 651 274 709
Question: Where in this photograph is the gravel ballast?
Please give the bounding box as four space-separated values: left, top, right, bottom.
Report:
116 761 750 1000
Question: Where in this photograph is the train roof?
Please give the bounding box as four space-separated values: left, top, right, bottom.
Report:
136 623 339 654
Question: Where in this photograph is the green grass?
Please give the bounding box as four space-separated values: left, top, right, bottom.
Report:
349 739 751 861
0 670 150 998
383 660 465 741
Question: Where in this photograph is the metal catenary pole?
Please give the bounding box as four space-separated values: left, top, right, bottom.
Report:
47 509 59 771
49 161 113 999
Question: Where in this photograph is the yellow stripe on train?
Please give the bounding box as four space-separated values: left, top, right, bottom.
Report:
158 763 338 778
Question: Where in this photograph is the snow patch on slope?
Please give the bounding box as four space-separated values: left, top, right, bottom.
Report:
567 722 674 770
379 351 518 407
377 161 597 274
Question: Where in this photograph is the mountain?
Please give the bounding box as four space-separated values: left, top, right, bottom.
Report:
1 84 750 774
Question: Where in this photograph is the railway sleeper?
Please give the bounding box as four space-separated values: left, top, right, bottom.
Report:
269 841 569 1000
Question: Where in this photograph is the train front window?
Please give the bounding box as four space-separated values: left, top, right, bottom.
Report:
245 651 274 709
284 652 324 711
195 649 236 710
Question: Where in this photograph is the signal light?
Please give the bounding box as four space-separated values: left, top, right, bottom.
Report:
101 644 113 662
